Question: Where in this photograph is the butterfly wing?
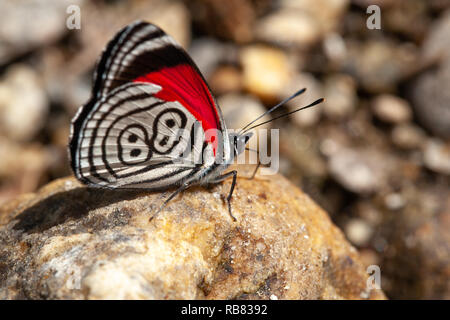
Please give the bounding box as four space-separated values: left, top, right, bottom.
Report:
91 20 222 133
71 82 211 189
69 21 228 188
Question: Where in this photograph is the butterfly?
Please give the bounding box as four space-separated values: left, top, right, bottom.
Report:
68 21 323 221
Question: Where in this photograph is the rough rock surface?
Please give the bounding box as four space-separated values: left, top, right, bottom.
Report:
0 171 385 300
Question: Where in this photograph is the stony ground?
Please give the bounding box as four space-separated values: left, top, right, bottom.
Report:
0 173 385 300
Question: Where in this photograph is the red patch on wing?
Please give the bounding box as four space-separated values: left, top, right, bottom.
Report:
134 64 220 155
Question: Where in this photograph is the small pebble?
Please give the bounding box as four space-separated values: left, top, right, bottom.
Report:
384 193 405 210
255 8 320 47
329 149 381 194
323 74 357 119
320 138 340 157
240 45 292 102
372 94 412 124
323 32 347 64
423 139 450 175
345 218 373 247
209 65 242 95
0 64 48 142
391 124 426 149
408 59 450 138
280 0 349 35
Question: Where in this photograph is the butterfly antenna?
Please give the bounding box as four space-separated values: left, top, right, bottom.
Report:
238 88 306 134
245 147 259 153
242 98 325 133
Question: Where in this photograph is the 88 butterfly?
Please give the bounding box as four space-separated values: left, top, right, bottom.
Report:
69 21 323 221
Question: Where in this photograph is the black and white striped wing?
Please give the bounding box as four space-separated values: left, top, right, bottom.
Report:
69 20 227 189
91 21 177 99
71 82 211 189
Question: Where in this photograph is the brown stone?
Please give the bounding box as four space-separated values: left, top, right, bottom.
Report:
0 171 385 300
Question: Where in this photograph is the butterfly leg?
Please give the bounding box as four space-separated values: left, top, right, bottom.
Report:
249 161 261 180
150 183 190 221
210 170 238 221
244 147 261 179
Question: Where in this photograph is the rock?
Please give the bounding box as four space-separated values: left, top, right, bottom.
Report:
255 9 320 48
280 0 349 36
421 9 450 61
322 74 357 120
319 138 341 158
371 95 412 124
391 124 427 150
0 175 385 300
240 45 293 103
209 65 243 95
384 193 406 211
345 218 373 247
329 149 386 194
322 33 348 66
407 11 450 138
423 139 450 175
0 65 49 142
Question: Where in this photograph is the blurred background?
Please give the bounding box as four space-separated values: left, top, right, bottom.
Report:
0 0 449 299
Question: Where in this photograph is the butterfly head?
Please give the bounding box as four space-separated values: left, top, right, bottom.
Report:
230 132 253 157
